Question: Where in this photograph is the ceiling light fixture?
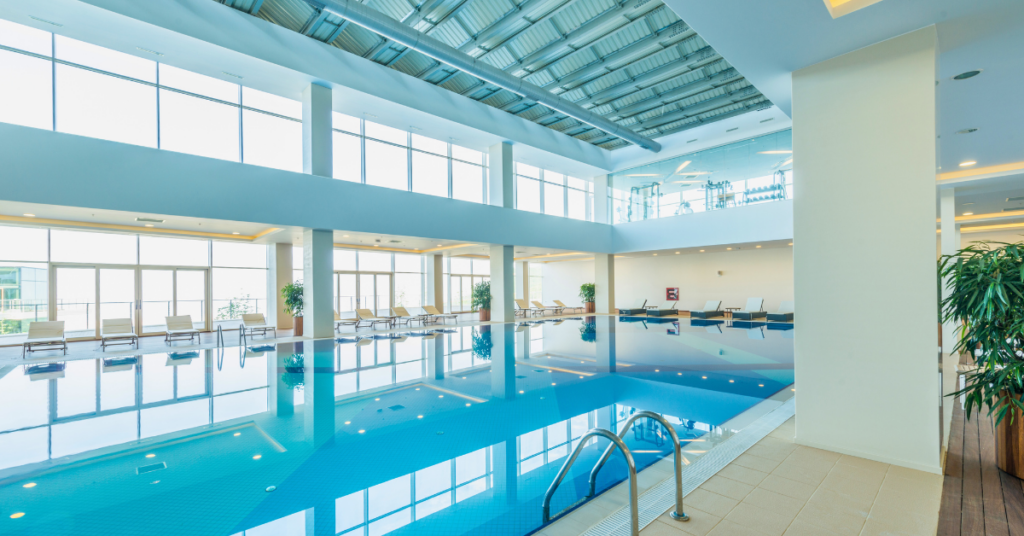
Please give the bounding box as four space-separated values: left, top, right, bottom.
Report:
232 232 240 235
625 173 660 177
364 113 377 118
653 253 657 256
136 47 164 57
222 72 244 79
781 158 793 167
756 245 761 248
699 250 705 253
789 243 793 246
145 224 154 227
145 454 156 458
30 16 62 26
676 171 711 176
726 247 732 250
760 118 774 123
956 128 978 134
953 70 981 80
726 127 738 132
22 213 35 217
675 252 680 254
959 161 977 167
675 160 692 173
962 212 974 216
758 150 792 155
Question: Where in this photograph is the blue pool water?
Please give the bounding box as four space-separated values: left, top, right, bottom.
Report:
0 317 794 536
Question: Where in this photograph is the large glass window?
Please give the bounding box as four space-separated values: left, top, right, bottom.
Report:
333 131 361 183
543 173 565 218
365 139 408 190
242 109 302 172
0 49 52 130
452 162 483 203
51 230 137 265
140 236 209 267
159 90 239 161
55 64 157 147
412 151 448 197
516 176 541 213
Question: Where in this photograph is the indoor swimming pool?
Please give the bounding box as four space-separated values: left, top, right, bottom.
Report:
0 316 795 536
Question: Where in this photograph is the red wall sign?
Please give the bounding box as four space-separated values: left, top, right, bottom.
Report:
666 287 679 301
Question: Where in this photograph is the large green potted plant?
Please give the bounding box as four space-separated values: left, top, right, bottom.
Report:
941 241 1024 478
579 283 596 313
472 281 492 321
282 281 304 336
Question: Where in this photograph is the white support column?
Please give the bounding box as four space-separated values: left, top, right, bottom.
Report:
792 27 940 473
302 83 333 178
939 187 959 456
594 253 615 314
490 245 515 323
488 142 513 208
303 229 334 339
426 254 444 311
514 261 528 301
593 174 610 224
267 243 294 330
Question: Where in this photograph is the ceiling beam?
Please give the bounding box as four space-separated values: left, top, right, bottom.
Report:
610 67 739 120
571 44 716 108
630 86 760 131
651 99 771 139
250 0 266 15
301 9 331 36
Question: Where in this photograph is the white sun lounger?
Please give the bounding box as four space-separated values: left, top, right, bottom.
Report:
690 301 723 319
732 298 767 320
618 299 648 315
422 305 457 324
553 300 585 313
647 302 678 317
23 321 67 358
165 315 200 344
101 318 138 350
241 313 277 338
767 301 795 322
356 309 392 329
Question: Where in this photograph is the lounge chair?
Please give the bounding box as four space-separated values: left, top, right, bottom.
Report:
165 315 200 344
515 299 541 317
689 301 723 319
618 299 648 315
391 307 424 327
732 298 767 320
22 321 67 358
335 311 358 331
767 301 794 322
553 300 585 314
356 309 393 329
422 305 457 324
532 301 563 316
241 313 277 339
646 302 678 317
100 318 138 350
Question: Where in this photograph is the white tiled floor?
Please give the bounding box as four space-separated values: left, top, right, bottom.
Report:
543 418 944 536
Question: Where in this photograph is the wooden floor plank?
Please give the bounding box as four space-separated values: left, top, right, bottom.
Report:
979 415 1010 536
1000 470 1024 536
939 403 966 536
962 410 986 535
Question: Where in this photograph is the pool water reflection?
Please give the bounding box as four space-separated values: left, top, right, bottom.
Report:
0 316 794 536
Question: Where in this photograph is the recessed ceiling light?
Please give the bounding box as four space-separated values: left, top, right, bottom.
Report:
962 202 975 205
145 224 154 227
232 232 240 235
789 243 793 246
699 250 705 252
726 127 739 132
760 118 774 123
437 244 443 247
358 429 365 434
953 70 981 80
343 235 349 238
675 252 680 254
674 160 692 173
417 415 423 418
653 253 657 256
959 161 977 167
962 212 974 216
956 128 978 135
373 244 379 247
22 213 35 217
726 247 732 250
756 245 762 248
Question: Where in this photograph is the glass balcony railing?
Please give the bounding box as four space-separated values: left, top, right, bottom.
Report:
609 129 793 223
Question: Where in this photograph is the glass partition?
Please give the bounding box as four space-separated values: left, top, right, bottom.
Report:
609 129 793 223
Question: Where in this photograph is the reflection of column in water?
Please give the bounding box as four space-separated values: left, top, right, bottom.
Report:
490 324 516 399
304 339 336 446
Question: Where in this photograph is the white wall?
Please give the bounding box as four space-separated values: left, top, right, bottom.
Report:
792 27 940 473
960 228 1024 246
612 200 793 253
543 247 794 312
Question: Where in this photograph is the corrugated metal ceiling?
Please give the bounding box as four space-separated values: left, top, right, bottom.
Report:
216 0 770 150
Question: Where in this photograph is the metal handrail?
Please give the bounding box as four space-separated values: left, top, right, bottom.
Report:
216 324 225 347
542 428 639 536
588 411 689 521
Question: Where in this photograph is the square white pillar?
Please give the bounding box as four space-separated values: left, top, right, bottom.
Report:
488 142 513 208
303 229 334 339
792 27 940 473
593 174 610 224
514 260 528 301
594 253 615 314
490 245 515 322
426 254 444 310
302 83 333 178
267 243 294 330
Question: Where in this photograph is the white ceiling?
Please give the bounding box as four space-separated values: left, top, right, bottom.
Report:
660 0 1024 173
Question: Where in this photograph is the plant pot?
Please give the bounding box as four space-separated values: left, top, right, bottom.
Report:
585 302 595 313
996 400 1024 479
479 309 490 322
293 316 303 337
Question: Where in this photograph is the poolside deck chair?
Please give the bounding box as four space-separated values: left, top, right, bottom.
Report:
767 301 794 322
356 309 393 329
532 301 563 316
732 298 767 320
241 313 277 339
618 299 648 315
422 305 457 324
553 300 585 314
165 315 200 344
100 318 138 350
515 299 541 317
335 311 358 331
391 307 424 327
689 301 723 319
646 302 678 317
22 321 67 358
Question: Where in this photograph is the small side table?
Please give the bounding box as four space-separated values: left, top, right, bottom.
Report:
724 307 741 318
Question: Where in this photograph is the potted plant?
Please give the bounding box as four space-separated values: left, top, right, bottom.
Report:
282 281 304 336
941 241 1024 478
580 283 596 313
472 281 492 321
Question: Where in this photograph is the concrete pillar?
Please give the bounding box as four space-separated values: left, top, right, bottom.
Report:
593 174 610 224
490 245 515 322
490 324 516 399
594 253 615 314
514 261 528 302
939 188 960 458
595 316 616 373
792 27 940 473
303 229 334 339
488 142 513 208
268 243 294 330
302 83 333 178
268 344 295 417
426 254 444 311
304 339 335 446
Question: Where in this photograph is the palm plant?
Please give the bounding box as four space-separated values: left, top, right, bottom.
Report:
282 282 303 317
471 281 491 311
579 283 596 303
940 241 1024 425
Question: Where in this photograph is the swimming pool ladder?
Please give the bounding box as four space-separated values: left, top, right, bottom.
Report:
542 428 639 535
588 411 689 522
216 324 225 347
